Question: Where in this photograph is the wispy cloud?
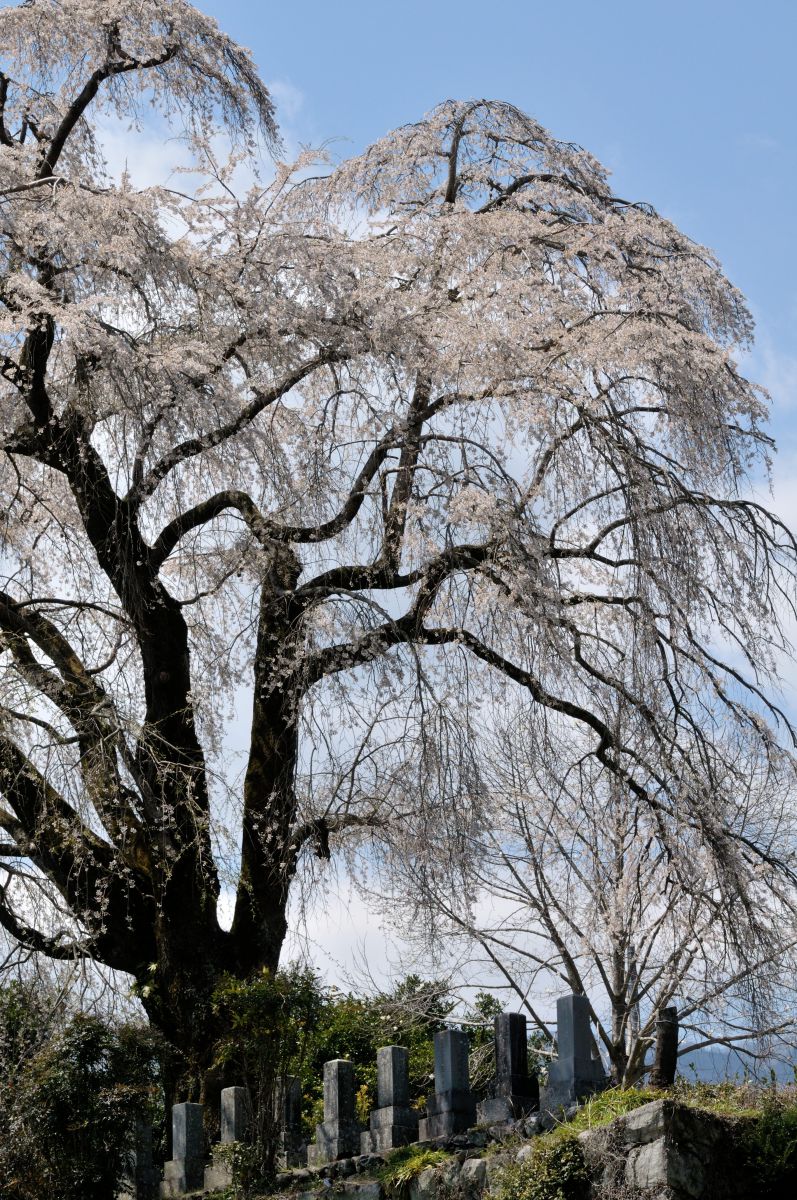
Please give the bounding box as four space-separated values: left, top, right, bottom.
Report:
738 132 780 153
267 78 305 124
756 340 797 414
97 115 195 189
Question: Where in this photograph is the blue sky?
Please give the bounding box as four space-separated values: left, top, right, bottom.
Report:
191 2 797 986
199 0 796 391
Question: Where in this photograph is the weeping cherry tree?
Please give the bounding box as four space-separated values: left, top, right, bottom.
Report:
0 0 795 1101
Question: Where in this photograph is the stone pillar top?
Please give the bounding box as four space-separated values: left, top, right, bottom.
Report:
556 994 592 1064
307 1059 360 1166
220 1087 248 1144
433 1028 470 1094
323 1058 356 1125
495 1012 528 1082
172 1101 204 1162
283 1074 302 1127
377 1045 410 1108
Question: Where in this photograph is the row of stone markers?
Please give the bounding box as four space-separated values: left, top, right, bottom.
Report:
156 996 607 1197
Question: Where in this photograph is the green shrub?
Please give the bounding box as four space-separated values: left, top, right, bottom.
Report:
742 1098 797 1197
212 1140 262 1200
0 987 160 1200
378 1145 451 1198
495 1135 590 1200
212 964 324 1182
287 973 452 1138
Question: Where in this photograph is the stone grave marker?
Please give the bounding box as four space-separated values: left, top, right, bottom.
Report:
307 1059 361 1165
477 1012 539 1123
279 1075 306 1167
161 1102 204 1196
362 1045 419 1152
419 1029 476 1140
542 995 606 1109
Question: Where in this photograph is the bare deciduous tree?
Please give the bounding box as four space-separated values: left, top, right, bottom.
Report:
368 714 797 1085
1 0 795 1100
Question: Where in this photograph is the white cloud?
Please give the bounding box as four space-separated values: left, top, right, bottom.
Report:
216 877 398 990
267 79 305 124
754 336 797 415
283 881 394 990
96 116 195 189
738 132 780 153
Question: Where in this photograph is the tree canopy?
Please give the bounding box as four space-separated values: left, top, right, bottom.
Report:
0 0 795 1097
372 710 797 1086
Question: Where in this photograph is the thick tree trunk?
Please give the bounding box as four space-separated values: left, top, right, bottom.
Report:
129 555 306 1115
230 550 304 973
139 911 287 1154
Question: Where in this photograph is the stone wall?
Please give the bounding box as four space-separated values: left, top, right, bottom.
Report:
579 1099 756 1200
284 1100 761 1200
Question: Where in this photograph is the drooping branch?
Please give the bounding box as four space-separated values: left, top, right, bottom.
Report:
0 879 93 960
132 352 341 505
0 734 113 878
37 44 178 179
0 731 159 974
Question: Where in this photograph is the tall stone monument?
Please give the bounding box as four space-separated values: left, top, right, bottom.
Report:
204 1087 250 1193
542 995 606 1109
279 1075 307 1167
419 1029 476 1140
161 1102 205 1197
477 1012 539 1123
307 1059 361 1165
362 1045 420 1152
117 1119 159 1200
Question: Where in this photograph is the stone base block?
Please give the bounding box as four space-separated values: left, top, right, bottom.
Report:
543 1056 606 1110
418 1117 428 1141
476 1096 513 1125
361 1124 418 1153
204 1161 232 1192
477 1084 538 1124
307 1121 361 1166
361 1103 419 1152
278 1138 308 1168
203 1145 236 1193
160 1157 204 1197
370 1104 419 1132
424 1088 477 1138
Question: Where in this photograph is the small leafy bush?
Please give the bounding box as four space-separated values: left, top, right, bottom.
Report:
212 964 324 1181
213 1140 262 1200
741 1097 797 1197
0 985 160 1200
495 1135 590 1200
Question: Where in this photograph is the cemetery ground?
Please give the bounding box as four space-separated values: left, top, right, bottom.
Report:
4 972 797 1199
167 1080 797 1200
3 972 797 1199
152 1000 797 1200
